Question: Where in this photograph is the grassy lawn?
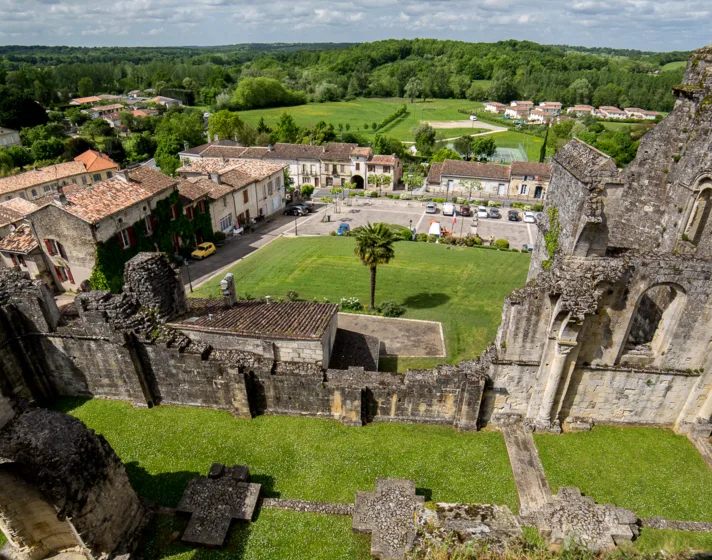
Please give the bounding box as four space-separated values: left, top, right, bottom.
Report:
190 237 529 369
237 98 481 142
141 511 370 560
633 529 712 555
602 122 633 131
59 398 518 510
661 60 687 72
490 130 545 162
535 426 712 521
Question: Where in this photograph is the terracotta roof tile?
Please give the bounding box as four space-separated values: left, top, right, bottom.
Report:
73 150 118 173
126 166 178 195
0 205 23 228
321 142 358 162
352 147 372 157
169 298 338 340
92 104 125 113
178 178 213 201
441 160 510 181
220 160 286 182
0 161 87 196
427 162 443 184
263 143 324 160
370 154 396 165
199 146 249 158
0 225 38 254
238 147 270 159
510 161 552 178
71 96 102 104
1 197 39 217
177 159 242 175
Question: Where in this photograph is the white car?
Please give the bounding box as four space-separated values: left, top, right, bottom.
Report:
470 115 478 121
442 202 455 216
477 206 489 218
523 212 537 223
425 202 437 214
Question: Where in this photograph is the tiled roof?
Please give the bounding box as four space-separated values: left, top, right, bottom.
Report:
177 159 242 174
178 178 213 201
599 106 625 113
263 143 325 160
530 109 550 117
220 160 286 184
1 197 39 217
351 147 372 157
427 162 443 184
0 224 38 254
321 142 358 162
240 147 271 159
92 103 125 113
540 102 562 107
512 101 534 106
0 204 23 228
199 146 249 158
169 298 338 340
0 127 19 135
74 150 118 173
571 105 594 111
0 161 87 196
218 169 256 190
132 109 150 118
370 155 397 165
206 183 235 201
71 96 102 104
180 142 212 155
441 160 510 181
510 162 552 178
62 169 176 223
485 101 507 107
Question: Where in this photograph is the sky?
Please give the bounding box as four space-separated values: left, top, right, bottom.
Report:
1 0 710 51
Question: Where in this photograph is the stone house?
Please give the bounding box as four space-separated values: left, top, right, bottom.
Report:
177 178 212 243
508 162 551 199
367 154 401 190
0 127 21 147
0 198 38 239
430 159 511 197
319 142 358 188
483 102 507 114
28 167 178 292
0 224 51 285
0 150 118 202
263 143 325 188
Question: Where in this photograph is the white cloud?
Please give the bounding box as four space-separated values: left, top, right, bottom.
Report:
0 0 708 49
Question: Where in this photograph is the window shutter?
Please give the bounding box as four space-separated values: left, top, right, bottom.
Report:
66 267 75 285
54 265 63 282
58 242 68 260
44 239 55 256
127 226 136 247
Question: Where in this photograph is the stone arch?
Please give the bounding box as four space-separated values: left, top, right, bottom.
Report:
0 464 81 559
684 179 712 245
351 175 364 189
617 282 687 366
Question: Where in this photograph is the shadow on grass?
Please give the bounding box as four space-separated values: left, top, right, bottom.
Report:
52 396 92 415
126 462 200 509
402 292 450 309
378 357 398 372
416 487 433 501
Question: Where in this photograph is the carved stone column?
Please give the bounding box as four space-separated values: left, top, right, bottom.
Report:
535 340 577 431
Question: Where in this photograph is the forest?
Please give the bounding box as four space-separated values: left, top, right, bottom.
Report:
0 39 689 114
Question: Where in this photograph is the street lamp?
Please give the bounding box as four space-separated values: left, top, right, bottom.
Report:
183 258 193 293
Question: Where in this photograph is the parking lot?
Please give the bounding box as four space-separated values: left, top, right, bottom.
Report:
293 198 537 249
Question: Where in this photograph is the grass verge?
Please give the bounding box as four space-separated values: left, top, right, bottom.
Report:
535 426 712 521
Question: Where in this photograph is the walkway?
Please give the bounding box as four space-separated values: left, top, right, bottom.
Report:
501 425 551 517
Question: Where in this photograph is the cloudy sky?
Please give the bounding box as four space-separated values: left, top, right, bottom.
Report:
1 0 710 50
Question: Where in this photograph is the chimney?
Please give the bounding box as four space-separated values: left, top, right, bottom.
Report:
210 171 220 185
116 170 130 182
183 141 189 152
55 185 68 206
220 273 237 308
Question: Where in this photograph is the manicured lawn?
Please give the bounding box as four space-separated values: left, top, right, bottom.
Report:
141 511 371 560
190 237 529 368
490 130 545 162
633 529 712 555
58 398 518 510
237 98 482 142
535 426 712 521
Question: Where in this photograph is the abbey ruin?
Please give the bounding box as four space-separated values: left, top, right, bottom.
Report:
1 47 712 558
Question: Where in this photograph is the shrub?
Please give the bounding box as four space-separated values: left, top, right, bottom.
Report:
398 228 413 241
339 297 362 312
399 192 412 200
367 190 378 198
432 197 446 203
378 300 405 317
285 290 299 301
440 235 456 245
487 200 501 207
494 238 510 249
532 202 545 212
427 234 438 243
415 233 428 242
301 184 315 199
329 230 337 236
454 197 466 204
213 231 226 243
463 235 483 247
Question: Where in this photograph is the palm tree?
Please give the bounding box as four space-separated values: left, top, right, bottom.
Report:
353 223 396 310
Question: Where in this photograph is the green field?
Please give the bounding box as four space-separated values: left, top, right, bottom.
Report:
59 397 516 559
601 122 633 131
661 60 687 72
190 237 530 370
237 97 482 142
535 426 712 521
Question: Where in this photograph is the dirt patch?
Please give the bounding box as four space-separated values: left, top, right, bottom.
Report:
338 313 445 357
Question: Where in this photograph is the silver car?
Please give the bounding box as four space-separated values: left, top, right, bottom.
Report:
426 202 437 214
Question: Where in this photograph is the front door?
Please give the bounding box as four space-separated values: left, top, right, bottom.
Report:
534 186 543 199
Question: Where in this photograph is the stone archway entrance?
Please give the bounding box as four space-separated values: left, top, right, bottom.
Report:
351 175 364 189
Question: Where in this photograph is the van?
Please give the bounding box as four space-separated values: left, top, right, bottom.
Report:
442 202 455 216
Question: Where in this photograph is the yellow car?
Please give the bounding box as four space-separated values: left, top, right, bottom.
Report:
191 242 216 260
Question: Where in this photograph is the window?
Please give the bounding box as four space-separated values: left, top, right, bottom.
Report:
54 266 74 285
383 166 391 173
1 138 5 146
119 229 131 249
310 165 316 175
171 204 178 220
326 177 333 187
44 239 60 256
31 189 37 198
71 178 77 184
17 255 26 267
145 215 153 234
9 254 17 266
275 175 281 188
340 165 345 173
93 174 101 182
106 171 113 178
268 181 273 195
44 185 52 193
519 184 529 195
302 165 307 175
223 197 228 208
220 215 233 232
82 176 88 185
198 200 206 213
368 165 375 172
355 163 360 171
243 190 249 204
19 193 26 199
186 206 194 221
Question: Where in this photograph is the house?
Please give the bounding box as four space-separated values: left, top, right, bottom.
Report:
0 150 119 202
28 167 178 292
0 224 51 285
431 160 511 196
505 106 531 120
0 198 39 239
508 161 551 199
510 101 534 108
149 96 183 108
367 154 401 190
262 143 325 188
567 105 595 117
131 109 152 118
624 108 661 120
537 102 562 116
528 109 552 124
597 106 627 119
319 142 358 188
483 102 507 114
70 96 102 106
0 128 21 147
178 159 287 232
177 139 241 162
87 104 126 119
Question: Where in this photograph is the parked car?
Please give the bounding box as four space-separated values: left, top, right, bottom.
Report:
337 223 351 236
470 115 478 121
295 203 315 214
191 242 216 260
460 205 472 217
489 208 501 219
522 244 534 253
477 206 489 218
508 210 521 221
442 202 455 216
426 202 437 214
284 206 306 216
523 212 537 223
